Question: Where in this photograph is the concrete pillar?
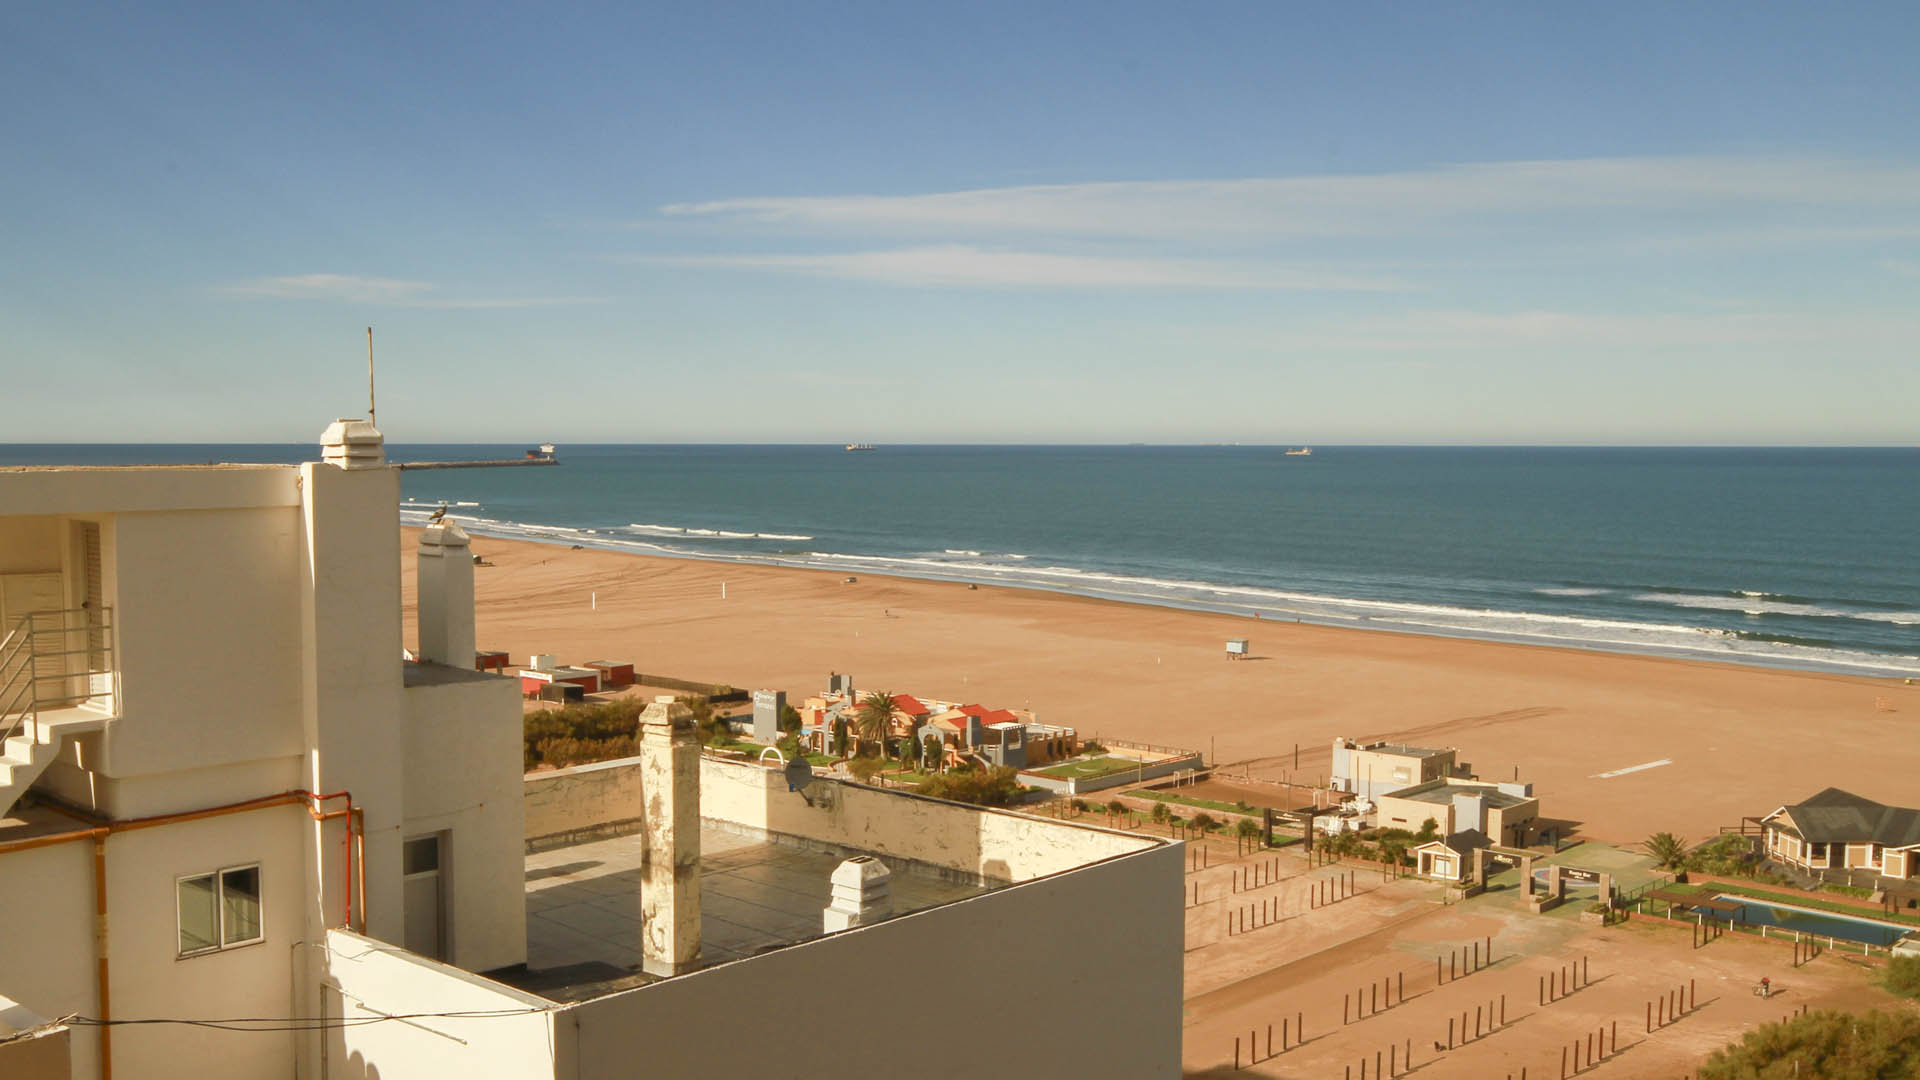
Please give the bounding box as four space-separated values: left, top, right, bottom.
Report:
416 521 474 667
823 856 893 932
641 696 701 976
1520 854 1536 896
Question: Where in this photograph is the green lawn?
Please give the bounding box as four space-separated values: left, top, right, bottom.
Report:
1133 790 1259 816
1034 755 1143 781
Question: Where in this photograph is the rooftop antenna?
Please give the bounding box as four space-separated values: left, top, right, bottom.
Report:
364 326 376 426
366 327 377 427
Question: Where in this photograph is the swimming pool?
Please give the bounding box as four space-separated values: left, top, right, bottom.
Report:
1713 895 1915 948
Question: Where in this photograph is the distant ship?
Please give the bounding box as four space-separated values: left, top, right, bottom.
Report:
525 443 557 460
844 443 877 452
1284 447 1313 457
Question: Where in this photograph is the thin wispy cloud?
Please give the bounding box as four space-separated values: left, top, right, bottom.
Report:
629 246 1404 291
1179 309 1920 355
218 274 601 309
659 156 1920 241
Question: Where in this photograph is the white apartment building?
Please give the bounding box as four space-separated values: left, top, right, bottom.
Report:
0 422 1182 1080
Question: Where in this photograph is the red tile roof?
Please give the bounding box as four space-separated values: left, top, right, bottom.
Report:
980 709 1019 726
891 694 930 716
958 704 988 716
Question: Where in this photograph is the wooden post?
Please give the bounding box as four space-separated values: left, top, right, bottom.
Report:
1234 1036 1240 1070
1282 1016 1289 1050
1610 1020 1616 1056
1398 970 1404 1003
1560 1044 1567 1079
1476 1004 1483 1037
1372 982 1378 1014
1448 1017 1454 1049
1646 1000 1652 1032
1345 995 1351 1025
1266 1024 1272 1058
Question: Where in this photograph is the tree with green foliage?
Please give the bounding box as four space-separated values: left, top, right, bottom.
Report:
856 691 895 757
923 734 944 772
778 703 803 735
1191 812 1216 832
1885 954 1920 1000
1107 799 1128 819
1643 831 1689 870
1687 833 1768 878
916 765 1023 807
1071 798 1090 815
1415 818 1440 844
1150 801 1170 824
1376 828 1415 867
1236 819 1262 843
1698 1008 1920 1079
847 754 888 782
830 717 851 758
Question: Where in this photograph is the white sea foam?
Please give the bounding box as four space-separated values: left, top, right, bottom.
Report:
1535 586 1609 597
627 522 814 541
945 549 983 557
1635 592 1920 626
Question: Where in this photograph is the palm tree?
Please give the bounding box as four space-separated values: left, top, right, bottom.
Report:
1643 831 1689 870
855 691 895 757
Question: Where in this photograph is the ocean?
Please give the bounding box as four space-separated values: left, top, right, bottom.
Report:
5 444 1916 677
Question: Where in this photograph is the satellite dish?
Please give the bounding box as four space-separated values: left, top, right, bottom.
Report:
784 755 816 794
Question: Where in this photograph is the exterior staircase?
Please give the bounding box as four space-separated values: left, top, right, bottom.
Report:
0 608 114 818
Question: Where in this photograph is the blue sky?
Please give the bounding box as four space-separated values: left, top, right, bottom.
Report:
4 2 1918 444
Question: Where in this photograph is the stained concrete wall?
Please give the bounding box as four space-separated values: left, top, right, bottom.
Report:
525 755 1163 882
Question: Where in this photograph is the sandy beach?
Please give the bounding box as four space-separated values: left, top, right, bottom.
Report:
402 528 1919 845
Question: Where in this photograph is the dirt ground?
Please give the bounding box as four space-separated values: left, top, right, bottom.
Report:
1176 841 1915 1079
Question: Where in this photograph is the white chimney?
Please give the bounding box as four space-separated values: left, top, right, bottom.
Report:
416 521 476 668
640 696 701 976
319 418 385 470
823 856 892 932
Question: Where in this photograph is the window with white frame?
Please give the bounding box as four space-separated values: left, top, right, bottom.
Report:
177 864 263 956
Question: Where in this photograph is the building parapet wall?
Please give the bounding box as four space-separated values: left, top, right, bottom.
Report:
525 755 1164 883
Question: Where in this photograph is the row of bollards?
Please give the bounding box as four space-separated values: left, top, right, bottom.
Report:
1231 1012 1303 1069
1559 1021 1617 1078
1341 1039 1412 1080
1312 870 1358 909
1539 955 1589 1004
1227 895 1283 936
1792 937 1822 967
1233 856 1282 893
1189 845 1211 872
1646 978 1697 1031
1776 1004 1809 1025
1442 994 1507 1049
1438 936 1495 985
1341 971 1406 1025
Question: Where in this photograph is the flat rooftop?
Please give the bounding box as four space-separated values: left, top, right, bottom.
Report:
1391 779 1531 809
1368 743 1451 759
503 823 999 1002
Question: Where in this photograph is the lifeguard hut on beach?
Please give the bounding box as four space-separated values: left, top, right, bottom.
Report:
1226 638 1249 660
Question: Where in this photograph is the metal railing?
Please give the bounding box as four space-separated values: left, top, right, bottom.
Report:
0 606 114 747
